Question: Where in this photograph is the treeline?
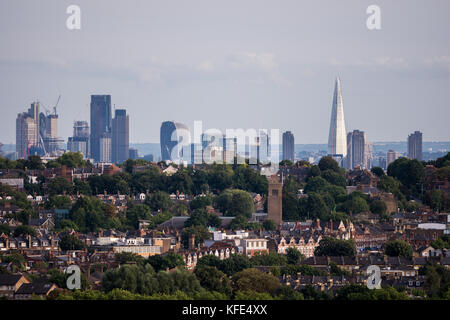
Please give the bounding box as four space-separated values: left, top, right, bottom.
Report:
45 251 434 301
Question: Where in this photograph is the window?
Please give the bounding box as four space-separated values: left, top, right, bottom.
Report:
272 189 278 196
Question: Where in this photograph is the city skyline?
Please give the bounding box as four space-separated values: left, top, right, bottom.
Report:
1 1 450 145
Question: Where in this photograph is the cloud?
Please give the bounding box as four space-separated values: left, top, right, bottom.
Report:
424 56 450 70
226 52 290 85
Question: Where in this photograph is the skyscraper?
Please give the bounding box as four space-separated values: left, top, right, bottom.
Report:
386 150 401 168
112 109 129 164
407 131 423 161
90 95 112 162
282 131 294 162
68 121 90 158
99 132 112 163
346 130 365 169
328 77 347 160
160 121 190 162
16 102 39 159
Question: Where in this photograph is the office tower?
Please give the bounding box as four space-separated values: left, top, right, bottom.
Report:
258 130 270 164
407 131 423 161
160 121 189 162
267 175 283 226
328 77 347 159
346 130 365 169
99 132 112 163
90 95 112 162
223 135 237 164
201 132 223 164
112 109 129 164
386 150 401 168
378 157 387 170
16 102 40 159
68 121 90 158
364 141 373 169
39 110 61 156
282 131 294 162
129 148 139 160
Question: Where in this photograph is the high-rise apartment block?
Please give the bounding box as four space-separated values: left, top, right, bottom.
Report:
346 130 365 169
16 102 39 159
386 150 402 168
99 132 112 163
282 131 294 163
407 131 423 161
112 109 129 164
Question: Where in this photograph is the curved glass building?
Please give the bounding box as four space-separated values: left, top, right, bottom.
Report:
160 121 190 162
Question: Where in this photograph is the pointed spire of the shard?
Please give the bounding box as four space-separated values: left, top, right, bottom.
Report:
328 77 347 157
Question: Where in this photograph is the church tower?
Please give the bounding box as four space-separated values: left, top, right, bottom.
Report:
267 174 283 226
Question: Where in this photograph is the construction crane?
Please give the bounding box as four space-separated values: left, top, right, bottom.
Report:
53 94 61 116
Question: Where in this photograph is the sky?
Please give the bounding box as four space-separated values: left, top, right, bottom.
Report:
0 0 449 145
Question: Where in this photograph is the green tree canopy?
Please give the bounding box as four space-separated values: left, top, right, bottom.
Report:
314 237 356 256
385 240 413 258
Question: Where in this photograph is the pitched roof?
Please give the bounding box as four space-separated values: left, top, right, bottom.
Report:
15 280 56 295
0 274 24 286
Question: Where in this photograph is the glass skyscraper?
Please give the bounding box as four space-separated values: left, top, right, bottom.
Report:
90 95 112 162
328 77 347 159
160 121 190 162
112 109 129 164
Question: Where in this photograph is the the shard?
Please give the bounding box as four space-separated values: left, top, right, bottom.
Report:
327 77 347 158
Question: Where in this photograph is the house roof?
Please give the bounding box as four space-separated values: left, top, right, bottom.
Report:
15 279 55 295
0 274 25 286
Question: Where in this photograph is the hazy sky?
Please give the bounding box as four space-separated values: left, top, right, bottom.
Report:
0 0 449 144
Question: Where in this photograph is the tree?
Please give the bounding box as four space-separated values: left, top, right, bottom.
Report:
47 177 73 196
318 156 339 173
371 167 385 177
370 200 387 215
343 195 369 214
286 247 303 265
190 195 213 211
59 233 86 251
181 225 211 248
232 268 280 295
250 252 287 267
115 252 146 265
306 192 330 220
314 237 356 256
304 176 329 194
220 254 251 276
184 208 221 228
216 189 254 218
26 155 44 170
147 252 185 272
45 195 72 210
430 235 450 250
321 170 347 188
385 240 413 258
194 265 232 295
56 152 87 168
0 224 11 235
262 219 276 231
13 225 37 237
387 158 425 192
147 191 172 212
126 204 152 229
208 164 234 192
